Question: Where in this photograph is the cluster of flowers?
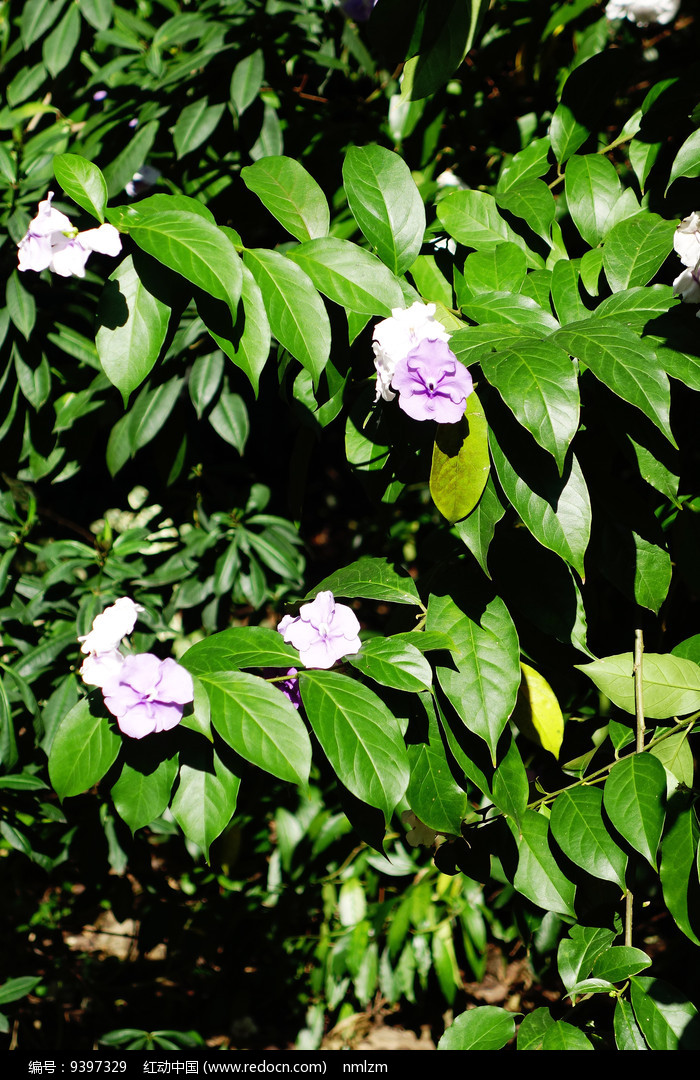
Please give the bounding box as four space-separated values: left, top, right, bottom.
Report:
79 598 194 739
605 0 680 25
18 192 121 278
673 212 700 312
372 302 473 424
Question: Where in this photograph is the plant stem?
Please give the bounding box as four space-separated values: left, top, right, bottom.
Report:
634 628 645 752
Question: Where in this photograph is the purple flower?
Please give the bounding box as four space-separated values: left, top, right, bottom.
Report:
102 653 194 739
391 338 473 423
278 591 361 669
92 89 108 101
280 667 301 709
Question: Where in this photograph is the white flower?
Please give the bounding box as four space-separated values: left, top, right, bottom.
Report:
372 302 450 402
674 211 700 269
605 0 680 26
79 596 142 654
401 810 438 848
674 265 700 303
17 191 122 278
79 649 125 689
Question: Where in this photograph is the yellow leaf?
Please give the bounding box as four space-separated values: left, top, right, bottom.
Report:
511 662 564 758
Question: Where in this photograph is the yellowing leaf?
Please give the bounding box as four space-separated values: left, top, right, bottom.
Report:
511 662 564 758
430 390 489 523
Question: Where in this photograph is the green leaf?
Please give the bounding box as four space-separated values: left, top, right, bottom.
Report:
111 752 178 833
602 212 675 292
550 786 627 888
593 285 676 329
590 946 651 983
287 238 404 315
0 976 42 1006
565 154 622 247
49 696 121 799
557 925 617 995
54 153 107 223
299 670 410 822
517 1008 555 1050
96 255 170 399
199 671 311 786
348 637 431 692
510 809 576 918
406 694 470 834
107 197 242 316
242 248 330 384
430 391 490 522
429 593 520 764
209 391 249 454
438 1006 515 1051
173 98 224 158
78 0 113 31
200 261 271 396
399 0 484 101
230 49 264 115
554 320 674 446
103 120 159 199
42 2 81 78
614 998 648 1051
577 652 700 719
343 145 425 276
660 802 700 946
491 734 528 826
550 102 589 164
307 556 422 607
550 259 589 325
497 138 552 192
667 128 700 193
6 273 36 341
21 0 65 48
242 157 330 242
452 476 504 578
481 338 578 473
438 189 541 268
171 747 240 860
182 626 300 675
409 255 453 309
631 977 700 1050
461 243 528 296
460 292 558 332
603 754 667 868
650 729 693 789
541 1022 593 1050
489 427 591 578
495 181 555 243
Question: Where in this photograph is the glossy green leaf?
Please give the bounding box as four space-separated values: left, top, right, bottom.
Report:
107 197 242 316
21 0 65 48
590 946 651 983
461 243 528 296
103 121 159 199
460 291 557 332
287 238 403 315
603 754 667 868
650 729 694 789
565 154 621 247
510 809 576 918
492 734 528 826
242 157 329 242
230 49 264 115
209 391 249 454
173 98 224 158
602 212 675 292
54 153 107 223
199 671 311 786
111 752 178 833
300 670 410 822
614 998 648 1051
481 338 578 472
347 637 432 692
667 128 700 193
307 556 422 607
558 925 617 995
171 747 240 860
399 0 485 101
660 802 700 946
550 259 589 325
550 786 627 888
550 102 589 163
429 593 520 764
49 696 121 799
201 262 271 396
343 145 425 276
6 273 36 341
78 0 112 31
555 321 673 445
489 427 591 578
497 138 552 192
242 248 330 383
0 976 42 1006
437 1006 515 1051
188 351 224 419
406 694 470 834
495 181 555 243
42 2 81 77
452 476 504 578
182 626 300 675
541 1022 593 1050
577 652 700 719
631 977 700 1050
430 391 490 522
594 285 677 328
96 255 170 398
517 1007 555 1050
409 255 453 309
438 189 541 267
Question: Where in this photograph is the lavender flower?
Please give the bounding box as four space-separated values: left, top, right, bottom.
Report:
18 191 122 278
391 338 473 423
278 591 361 669
102 653 194 739
372 301 450 402
280 668 301 709
92 89 108 101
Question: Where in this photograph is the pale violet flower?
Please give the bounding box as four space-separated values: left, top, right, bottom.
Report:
278 591 361 669
605 0 680 25
674 212 700 269
102 653 194 739
391 338 473 423
18 191 121 278
372 301 450 402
